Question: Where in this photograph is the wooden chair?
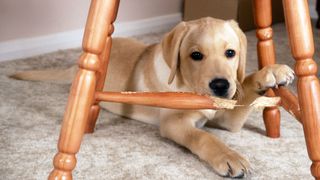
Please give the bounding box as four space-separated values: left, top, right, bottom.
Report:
48 0 320 179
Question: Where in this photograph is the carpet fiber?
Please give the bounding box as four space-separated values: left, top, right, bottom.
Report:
1 22 319 179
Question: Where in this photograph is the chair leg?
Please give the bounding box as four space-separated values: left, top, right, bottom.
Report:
84 39 111 134
253 0 281 138
85 0 120 134
85 105 100 133
48 65 97 180
48 0 119 179
282 0 320 179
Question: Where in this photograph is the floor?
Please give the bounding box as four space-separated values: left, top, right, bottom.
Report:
0 21 319 179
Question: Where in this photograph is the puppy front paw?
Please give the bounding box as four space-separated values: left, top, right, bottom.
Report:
255 64 295 94
208 149 251 178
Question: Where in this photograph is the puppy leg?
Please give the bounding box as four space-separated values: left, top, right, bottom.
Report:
160 110 250 178
211 64 294 132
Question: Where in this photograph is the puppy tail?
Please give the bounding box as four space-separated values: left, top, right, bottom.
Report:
9 66 78 84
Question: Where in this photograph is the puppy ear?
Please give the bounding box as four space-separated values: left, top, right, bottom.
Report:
161 22 189 84
228 20 247 83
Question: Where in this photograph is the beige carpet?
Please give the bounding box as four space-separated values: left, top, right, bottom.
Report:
1 21 319 180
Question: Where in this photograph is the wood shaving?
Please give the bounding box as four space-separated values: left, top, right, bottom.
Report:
249 96 281 108
210 97 237 109
120 91 137 94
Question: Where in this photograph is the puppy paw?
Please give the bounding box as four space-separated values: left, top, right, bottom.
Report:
208 150 251 178
255 64 294 93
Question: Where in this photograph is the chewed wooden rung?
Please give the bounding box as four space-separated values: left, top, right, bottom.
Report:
95 91 280 110
95 91 236 109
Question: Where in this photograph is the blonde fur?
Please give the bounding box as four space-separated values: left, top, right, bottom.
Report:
10 66 78 84
10 17 294 178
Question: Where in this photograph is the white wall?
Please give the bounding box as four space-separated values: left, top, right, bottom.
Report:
0 0 183 61
1 0 317 42
0 0 317 61
0 0 183 42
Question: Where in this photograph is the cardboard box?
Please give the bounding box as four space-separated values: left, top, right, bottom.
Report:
184 0 284 31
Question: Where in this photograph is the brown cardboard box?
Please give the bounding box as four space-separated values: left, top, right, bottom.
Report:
184 0 284 31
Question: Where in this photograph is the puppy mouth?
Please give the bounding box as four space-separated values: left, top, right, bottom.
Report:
212 92 234 100
196 89 234 100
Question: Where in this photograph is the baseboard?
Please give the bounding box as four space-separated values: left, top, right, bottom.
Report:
0 13 182 62
0 30 85 62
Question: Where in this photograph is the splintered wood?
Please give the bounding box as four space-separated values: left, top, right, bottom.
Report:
209 96 237 109
249 96 280 108
212 96 280 109
96 91 280 110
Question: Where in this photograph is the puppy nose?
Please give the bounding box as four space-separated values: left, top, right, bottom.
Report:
209 78 230 97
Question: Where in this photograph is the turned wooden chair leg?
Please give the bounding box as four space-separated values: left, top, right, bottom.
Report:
48 0 119 179
282 0 320 179
253 0 281 138
85 0 120 134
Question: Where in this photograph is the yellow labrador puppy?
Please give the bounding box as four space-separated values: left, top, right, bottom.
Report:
12 17 294 178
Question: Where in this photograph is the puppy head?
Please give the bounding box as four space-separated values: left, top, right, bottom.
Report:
161 17 247 99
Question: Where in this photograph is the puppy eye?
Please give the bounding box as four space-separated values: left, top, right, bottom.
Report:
225 49 236 58
190 51 203 61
